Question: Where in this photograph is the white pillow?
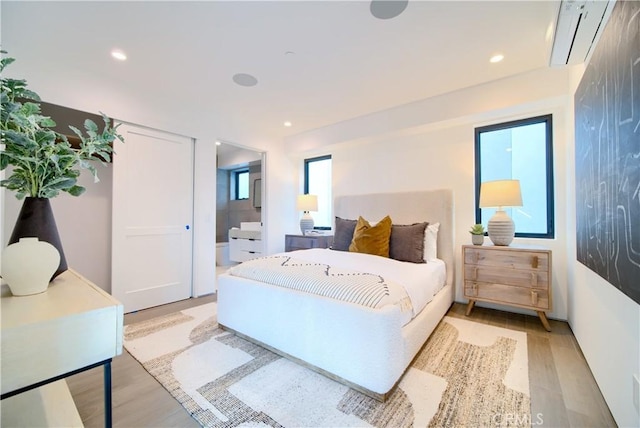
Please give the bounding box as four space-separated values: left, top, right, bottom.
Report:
423 222 440 261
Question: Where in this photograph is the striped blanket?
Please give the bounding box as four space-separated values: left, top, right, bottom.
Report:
228 255 413 313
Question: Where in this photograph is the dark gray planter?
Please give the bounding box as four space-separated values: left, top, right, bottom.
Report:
8 197 68 280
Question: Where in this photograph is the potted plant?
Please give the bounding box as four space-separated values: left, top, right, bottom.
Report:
0 52 124 291
469 224 485 245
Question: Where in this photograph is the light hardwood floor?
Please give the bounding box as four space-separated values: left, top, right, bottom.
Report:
67 297 617 427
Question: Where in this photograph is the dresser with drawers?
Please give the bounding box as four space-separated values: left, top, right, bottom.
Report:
463 244 552 331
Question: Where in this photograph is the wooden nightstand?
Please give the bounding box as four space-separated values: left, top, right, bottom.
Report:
285 234 333 252
463 244 552 331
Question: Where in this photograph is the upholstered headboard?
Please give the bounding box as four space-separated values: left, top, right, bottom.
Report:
334 189 455 287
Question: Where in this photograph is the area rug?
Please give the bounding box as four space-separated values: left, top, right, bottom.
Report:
123 303 530 427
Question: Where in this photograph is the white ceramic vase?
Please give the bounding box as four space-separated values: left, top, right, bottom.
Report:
1 237 60 296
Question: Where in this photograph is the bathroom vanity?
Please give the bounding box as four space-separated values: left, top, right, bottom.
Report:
229 223 262 263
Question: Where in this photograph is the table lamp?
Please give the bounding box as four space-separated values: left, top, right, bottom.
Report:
479 179 522 246
297 194 318 235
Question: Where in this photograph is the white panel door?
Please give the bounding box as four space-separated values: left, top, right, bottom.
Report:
112 123 194 313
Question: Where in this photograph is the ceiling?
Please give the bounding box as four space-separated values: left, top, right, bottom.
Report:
1 1 560 145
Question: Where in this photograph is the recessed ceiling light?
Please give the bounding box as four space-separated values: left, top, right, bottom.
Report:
370 0 408 20
111 49 127 61
490 54 504 63
232 73 258 87
284 121 292 127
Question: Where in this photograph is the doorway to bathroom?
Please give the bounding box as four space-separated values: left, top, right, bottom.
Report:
216 142 264 276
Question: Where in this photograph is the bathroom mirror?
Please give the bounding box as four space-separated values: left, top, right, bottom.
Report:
253 179 262 208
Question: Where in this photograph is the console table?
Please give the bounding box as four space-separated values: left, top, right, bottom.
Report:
1 269 123 427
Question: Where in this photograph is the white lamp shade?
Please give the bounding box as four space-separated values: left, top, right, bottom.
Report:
479 180 523 208
479 180 522 246
296 194 318 212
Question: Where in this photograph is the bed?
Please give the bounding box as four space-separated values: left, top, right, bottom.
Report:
217 189 454 401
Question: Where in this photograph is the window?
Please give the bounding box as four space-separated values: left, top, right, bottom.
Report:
232 169 249 200
304 155 332 229
475 115 554 238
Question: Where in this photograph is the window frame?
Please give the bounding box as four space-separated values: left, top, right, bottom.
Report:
304 155 332 230
474 114 555 239
233 168 249 200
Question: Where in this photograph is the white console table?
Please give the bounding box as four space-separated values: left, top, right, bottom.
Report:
1 269 123 427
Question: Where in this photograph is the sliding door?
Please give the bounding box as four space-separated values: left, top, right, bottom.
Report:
112 123 194 312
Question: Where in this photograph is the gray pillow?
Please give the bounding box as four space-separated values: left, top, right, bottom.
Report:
389 222 428 263
331 217 357 251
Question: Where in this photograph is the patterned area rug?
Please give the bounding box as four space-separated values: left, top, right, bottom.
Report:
124 303 530 427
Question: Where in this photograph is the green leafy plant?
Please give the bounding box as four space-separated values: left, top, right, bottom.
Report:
0 52 124 199
469 224 485 235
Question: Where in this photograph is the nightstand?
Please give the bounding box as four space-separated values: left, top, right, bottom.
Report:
463 244 552 331
285 234 333 252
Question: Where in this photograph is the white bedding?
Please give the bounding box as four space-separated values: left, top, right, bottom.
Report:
228 253 414 324
283 248 446 318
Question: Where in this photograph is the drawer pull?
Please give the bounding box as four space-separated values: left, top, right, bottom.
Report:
473 267 478 281
531 272 538 286
532 255 539 269
531 291 539 305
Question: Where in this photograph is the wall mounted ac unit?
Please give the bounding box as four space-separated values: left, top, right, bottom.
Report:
550 0 612 66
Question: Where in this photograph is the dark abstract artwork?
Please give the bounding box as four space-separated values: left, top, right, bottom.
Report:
575 1 640 304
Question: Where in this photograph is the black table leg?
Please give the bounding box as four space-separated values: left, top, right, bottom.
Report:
104 359 112 428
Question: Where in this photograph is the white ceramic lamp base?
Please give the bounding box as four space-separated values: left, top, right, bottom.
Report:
487 210 515 246
300 213 315 235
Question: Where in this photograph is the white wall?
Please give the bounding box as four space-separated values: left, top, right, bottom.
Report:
286 66 574 321
570 263 640 426
193 140 218 296
262 145 298 254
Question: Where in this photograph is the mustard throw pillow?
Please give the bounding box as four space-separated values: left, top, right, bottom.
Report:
348 215 392 257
